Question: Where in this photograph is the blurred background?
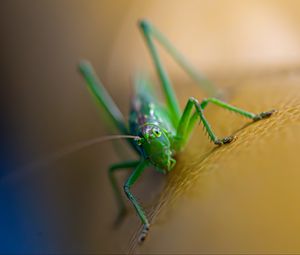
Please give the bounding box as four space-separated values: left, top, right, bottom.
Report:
2 0 300 253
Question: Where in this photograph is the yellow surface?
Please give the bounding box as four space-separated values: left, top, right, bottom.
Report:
130 73 300 253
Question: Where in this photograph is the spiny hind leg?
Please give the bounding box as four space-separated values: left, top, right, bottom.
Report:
199 97 274 144
200 97 275 121
138 19 218 97
139 20 181 125
176 97 274 150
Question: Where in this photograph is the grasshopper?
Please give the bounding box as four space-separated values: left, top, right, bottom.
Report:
79 19 274 242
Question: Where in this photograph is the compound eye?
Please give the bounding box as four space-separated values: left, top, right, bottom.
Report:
153 128 162 137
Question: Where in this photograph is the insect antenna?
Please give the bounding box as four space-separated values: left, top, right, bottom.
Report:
2 135 141 183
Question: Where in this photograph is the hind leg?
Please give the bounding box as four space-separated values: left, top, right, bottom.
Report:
200 97 275 120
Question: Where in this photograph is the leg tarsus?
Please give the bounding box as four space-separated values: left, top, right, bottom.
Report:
253 109 275 121
214 135 235 145
138 224 150 243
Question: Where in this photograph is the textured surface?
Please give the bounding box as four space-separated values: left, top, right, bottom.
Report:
3 1 300 253
129 72 300 253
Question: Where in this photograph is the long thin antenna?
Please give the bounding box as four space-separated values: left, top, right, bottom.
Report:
2 135 140 183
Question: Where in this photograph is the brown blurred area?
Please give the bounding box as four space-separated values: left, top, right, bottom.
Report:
2 0 300 253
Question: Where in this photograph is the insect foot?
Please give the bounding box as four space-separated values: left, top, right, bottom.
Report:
138 224 150 244
214 135 235 146
253 110 276 121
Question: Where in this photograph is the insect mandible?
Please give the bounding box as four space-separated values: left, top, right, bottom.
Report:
79 19 274 242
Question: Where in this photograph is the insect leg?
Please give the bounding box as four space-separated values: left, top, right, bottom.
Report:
139 19 217 97
175 97 233 150
200 98 275 121
173 98 195 150
123 160 150 242
79 61 130 135
175 97 275 150
108 160 140 221
139 20 181 125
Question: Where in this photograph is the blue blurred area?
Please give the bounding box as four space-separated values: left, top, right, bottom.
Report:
0 184 28 253
0 131 45 253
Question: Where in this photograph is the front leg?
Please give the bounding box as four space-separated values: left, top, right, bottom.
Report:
123 160 150 242
108 160 140 224
174 97 234 150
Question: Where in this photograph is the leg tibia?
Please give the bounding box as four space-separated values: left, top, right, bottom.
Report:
123 160 150 242
139 19 181 125
175 97 274 150
138 19 218 97
108 161 139 222
201 98 274 121
175 97 230 149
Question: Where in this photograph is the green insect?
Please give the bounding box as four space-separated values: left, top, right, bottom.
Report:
79 19 274 242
